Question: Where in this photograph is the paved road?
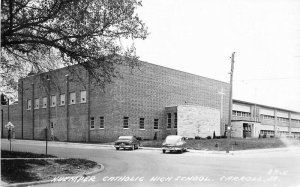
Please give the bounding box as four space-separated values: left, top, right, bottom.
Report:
2 139 300 187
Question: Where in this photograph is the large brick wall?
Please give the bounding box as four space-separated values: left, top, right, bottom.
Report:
1 61 230 142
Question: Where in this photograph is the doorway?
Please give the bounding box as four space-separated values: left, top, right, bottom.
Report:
243 123 252 138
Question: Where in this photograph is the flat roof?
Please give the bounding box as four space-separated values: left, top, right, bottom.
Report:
233 99 300 114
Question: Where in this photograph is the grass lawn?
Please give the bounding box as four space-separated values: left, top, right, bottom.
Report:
140 138 300 151
1 150 99 184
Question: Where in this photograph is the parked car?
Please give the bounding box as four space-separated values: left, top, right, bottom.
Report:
162 135 187 153
114 136 139 150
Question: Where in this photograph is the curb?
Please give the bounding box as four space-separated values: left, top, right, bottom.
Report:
139 146 235 155
2 163 105 187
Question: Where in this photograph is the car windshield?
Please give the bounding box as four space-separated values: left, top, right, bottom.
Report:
164 136 181 144
118 136 132 140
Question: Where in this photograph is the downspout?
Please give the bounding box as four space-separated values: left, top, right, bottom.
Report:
32 83 34 139
21 79 24 139
48 78 51 140
87 73 91 142
66 74 69 142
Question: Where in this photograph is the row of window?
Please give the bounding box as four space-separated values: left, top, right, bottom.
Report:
232 110 251 117
260 130 275 135
260 130 300 136
292 132 300 137
260 114 275 120
292 119 300 124
167 113 177 129
26 91 87 110
90 117 161 130
234 111 300 123
277 117 289 123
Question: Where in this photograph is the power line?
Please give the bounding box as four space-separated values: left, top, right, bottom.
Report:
234 77 300 82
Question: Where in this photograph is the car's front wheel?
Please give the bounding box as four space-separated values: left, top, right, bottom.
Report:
135 144 139 149
116 147 119 150
131 145 135 150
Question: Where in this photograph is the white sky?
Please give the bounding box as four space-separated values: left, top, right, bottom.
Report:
132 0 300 111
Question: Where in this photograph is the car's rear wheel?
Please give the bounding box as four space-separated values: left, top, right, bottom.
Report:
162 150 166 154
135 144 139 149
116 147 119 150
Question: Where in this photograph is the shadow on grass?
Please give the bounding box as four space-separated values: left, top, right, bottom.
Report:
1 159 48 183
1 150 98 184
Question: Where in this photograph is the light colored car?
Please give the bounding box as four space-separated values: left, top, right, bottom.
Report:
162 135 187 153
114 136 139 150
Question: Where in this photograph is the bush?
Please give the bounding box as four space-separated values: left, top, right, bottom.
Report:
206 136 212 139
195 136 200 140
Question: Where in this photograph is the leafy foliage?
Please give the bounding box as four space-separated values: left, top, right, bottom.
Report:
1 0 148 95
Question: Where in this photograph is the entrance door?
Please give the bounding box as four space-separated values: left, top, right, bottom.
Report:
243 123 252 138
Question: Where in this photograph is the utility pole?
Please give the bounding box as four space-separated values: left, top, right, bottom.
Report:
226 52 235 153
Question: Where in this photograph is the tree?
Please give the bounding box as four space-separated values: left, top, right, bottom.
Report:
1 0 148 93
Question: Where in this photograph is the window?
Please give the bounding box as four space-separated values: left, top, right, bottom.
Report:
51 95 56 107
277 117 289 123
42 97 47 108
232 110 251 117
123 117 129 129
60 94 65 105
292 119 300 124
174 113 177 128
154 119 159 129
80 91 87 103
260 130 275 135
139 118 145 129
69 92 76 104
260 114 275 120
27 99 32 110
90 117 95 129
34 99 39 109
167 113 171 129
99 117 105 129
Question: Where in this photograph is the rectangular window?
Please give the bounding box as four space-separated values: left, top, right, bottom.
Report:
90 117 95 129
69 92 76 104
139 118 145 129
42 97 47 108
99 117 105 129
34 99 39 109
154 119 159 129
60 94 65 105
167 113 171 129
174 113 177 128
51 95 56 107
27 99 32 110
123 117 129 129
80 91 87 103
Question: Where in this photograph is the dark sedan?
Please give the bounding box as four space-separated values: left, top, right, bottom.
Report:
162 135 187 153
114 136 139 150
